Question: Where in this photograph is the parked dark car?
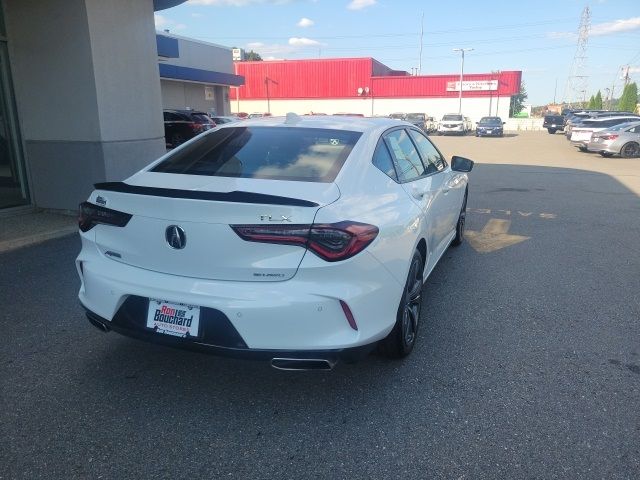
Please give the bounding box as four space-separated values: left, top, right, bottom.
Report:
163 109 216 147
475 117 505 137
543 114 565 134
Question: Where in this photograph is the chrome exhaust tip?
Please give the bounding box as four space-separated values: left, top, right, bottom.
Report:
87 314 111 333
270 358 336 371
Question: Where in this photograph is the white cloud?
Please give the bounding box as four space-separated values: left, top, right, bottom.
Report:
155 14 187 31
288 37 322 46
188 0 292 5
591 17 640 36
347 0 376 10
549 16 640 39
297 17 314 28
154 14 169 28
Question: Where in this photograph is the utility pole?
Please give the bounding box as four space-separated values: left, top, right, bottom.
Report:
553 77 558 105
494 70 501 116
418 12 424 75
622 65 630 87
562 6 591 107
604 87 610 111
453 48 473 115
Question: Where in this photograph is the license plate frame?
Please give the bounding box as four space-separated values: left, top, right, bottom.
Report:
146 299 201 339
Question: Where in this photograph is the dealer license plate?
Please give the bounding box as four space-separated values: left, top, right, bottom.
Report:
486 130 492 134
146 299 200 338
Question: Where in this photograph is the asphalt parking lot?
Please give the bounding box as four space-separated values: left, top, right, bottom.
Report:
1 132 639 479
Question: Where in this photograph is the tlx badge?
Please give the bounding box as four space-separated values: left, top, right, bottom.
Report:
260 215 292 222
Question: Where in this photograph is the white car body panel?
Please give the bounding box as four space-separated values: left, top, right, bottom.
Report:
77 116 469 354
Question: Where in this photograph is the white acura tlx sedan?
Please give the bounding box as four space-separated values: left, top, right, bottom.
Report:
77 114 473 370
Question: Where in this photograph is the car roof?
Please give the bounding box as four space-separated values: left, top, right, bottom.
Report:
164 109 208 115
215 114 405 133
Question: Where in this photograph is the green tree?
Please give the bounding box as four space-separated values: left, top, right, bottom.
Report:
509 82 528 117
618 82 638 113
594 90 603 109
245 50 263 61
587 95 596 109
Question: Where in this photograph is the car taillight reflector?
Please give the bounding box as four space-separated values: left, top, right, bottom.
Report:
599 134 619 140
231 221 379 262
78 202 132 232
340 300 358 331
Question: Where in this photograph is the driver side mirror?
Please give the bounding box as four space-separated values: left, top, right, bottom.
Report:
451 156 474 172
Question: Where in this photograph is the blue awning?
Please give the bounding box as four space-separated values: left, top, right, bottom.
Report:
159 64 245 87
156 35 179 58
154 0 187 11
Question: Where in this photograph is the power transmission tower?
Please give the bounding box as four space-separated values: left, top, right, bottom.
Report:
563 6 591 108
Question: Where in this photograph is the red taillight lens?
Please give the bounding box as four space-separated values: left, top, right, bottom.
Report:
189 122 203 132
600 134 619 140
78 202 132 232
231 221 379 262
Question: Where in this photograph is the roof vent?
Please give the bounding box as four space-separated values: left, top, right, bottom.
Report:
285 112 302 124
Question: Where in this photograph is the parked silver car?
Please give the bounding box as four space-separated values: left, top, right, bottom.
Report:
586 121 640 158
570 115 640 151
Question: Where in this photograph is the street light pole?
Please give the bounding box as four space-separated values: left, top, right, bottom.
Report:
453 48 473 115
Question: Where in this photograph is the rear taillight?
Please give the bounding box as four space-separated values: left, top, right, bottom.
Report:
599 134 619 141
78 202 132 232
231 221 379 262
189 122 203 133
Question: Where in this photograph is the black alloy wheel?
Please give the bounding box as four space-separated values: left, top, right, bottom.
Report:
379 249 424 359
620 142 640 158
451 190 468 247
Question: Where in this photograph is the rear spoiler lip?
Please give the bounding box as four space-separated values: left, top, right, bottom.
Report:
94 182 320 207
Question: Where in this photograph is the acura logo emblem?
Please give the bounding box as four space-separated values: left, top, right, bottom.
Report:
165 225 186 249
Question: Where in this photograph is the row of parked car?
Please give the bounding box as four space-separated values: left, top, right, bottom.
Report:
544 109 640 158
388 113 506 137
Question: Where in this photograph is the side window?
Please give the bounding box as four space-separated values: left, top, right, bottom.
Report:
372 141 398 181
384 129 426 182
163 112 172 121
409 129 445 173
628 126 639 133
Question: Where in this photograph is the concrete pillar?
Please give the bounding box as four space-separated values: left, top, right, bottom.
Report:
4 0 166 210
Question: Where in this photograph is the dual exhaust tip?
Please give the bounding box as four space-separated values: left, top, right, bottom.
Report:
87 314 336 371
270 357 336 371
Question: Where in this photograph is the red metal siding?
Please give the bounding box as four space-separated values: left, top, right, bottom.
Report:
231 58 521 100
232 58 374 100
371 71 522 98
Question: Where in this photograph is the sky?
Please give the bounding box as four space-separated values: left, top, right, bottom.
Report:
155 0 640 106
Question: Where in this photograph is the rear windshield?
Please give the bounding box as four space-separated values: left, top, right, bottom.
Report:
479 117 502 125
191 114 213 124
406 114 425 120
152 126 362 182
442 115 463 121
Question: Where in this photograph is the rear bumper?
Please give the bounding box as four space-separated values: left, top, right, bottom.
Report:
476 130 503 137
77 236 402 351
84 305 376 364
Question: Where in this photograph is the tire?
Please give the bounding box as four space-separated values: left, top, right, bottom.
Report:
170 133 186 148
578 146 587 152
547 128 556 134
620 142 640 158
600 152 614 158
379 249 424 359
451 190 468 247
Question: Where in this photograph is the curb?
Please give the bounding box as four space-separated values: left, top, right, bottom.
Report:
0 226 78 254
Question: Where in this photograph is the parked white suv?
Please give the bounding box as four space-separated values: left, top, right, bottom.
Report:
438 114 467 135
